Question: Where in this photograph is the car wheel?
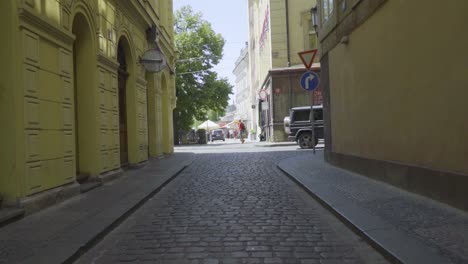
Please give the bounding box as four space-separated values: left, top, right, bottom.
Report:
298 133 314 149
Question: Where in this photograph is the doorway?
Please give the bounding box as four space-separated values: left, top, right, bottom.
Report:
72 13 93 180
117 40 129 165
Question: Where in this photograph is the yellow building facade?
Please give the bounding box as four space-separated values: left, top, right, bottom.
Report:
248 0 319 141
0 0 176 210
318 0 468 210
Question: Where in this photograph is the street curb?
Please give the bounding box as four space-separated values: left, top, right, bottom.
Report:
0 208 25 228
63 163 191 264
253 142 297 147
277 165 402 264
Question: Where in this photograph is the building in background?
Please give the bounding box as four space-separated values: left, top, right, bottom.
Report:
220 104 237 138
221 104 237 123
0 0 176 213
232 43 253 136
248 0 320 142
317 0 468 211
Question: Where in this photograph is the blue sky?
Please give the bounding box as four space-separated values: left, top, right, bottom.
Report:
173 0 248 102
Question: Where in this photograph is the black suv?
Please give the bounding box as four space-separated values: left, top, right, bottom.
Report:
283 105 324 149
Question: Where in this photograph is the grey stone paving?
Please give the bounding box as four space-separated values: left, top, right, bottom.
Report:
76 149 387 264
0 153 194 264
278 151 468 264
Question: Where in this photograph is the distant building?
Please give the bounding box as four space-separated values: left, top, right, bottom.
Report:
317 0 468 211
248 0 320 142
221 104 237 123
233 43 253 134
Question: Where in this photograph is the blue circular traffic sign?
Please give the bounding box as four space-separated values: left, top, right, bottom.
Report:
300 71 320 92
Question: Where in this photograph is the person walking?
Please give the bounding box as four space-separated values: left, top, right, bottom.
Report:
238 119 246 144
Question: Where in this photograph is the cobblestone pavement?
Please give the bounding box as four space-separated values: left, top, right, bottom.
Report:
76 145 388 264
279 151 468 264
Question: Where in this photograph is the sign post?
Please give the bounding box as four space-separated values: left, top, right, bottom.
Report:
298 49 319 153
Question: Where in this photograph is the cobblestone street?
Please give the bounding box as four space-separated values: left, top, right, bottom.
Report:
76 144 387 264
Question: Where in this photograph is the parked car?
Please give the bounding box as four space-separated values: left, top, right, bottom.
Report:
284 105 324 149
211 129 225 142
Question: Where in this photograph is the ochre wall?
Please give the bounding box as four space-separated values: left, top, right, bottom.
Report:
284 0 318 66
0 1 19 203
250 0 272 91
270 0 287 68
329 0 468 175
73 11 99 177
270 0 318 68
18 2 77 196
1 0 175 203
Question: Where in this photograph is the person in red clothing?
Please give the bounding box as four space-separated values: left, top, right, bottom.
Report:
238 119 246 144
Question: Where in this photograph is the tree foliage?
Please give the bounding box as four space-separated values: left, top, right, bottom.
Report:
174 6 233 132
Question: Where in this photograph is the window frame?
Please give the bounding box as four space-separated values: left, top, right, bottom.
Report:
321 0 335 24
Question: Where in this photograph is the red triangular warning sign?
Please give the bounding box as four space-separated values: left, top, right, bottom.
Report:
298 49 318 70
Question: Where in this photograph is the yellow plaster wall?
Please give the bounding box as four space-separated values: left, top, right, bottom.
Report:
286 0 317 65
98 0 162 165
20 26 76 195
2 0 175 202
270 0 287 68
250 0 272 90
147 73 157 156
136 79 150 162
10 0 100 198
169 75 176 151
147 72 165 157
270 0 317 67
97 0 147 167
161 72 173 154
0 1 20 203
329 0 468 175
154 73 164 156
96 65 120 172
27 0 62 25
98 0 117 60
155 93 164 156
73 12 100 177
251 0 318 92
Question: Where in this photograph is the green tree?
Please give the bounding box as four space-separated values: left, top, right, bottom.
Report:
173 6 233 137
207 109 226 122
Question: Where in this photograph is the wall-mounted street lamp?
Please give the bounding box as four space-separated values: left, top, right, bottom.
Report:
140 25 167 73
140 48 167 72
311 6 318 36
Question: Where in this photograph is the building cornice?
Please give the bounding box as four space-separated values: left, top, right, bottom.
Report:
18 6 75 45
97 53 120 71
118 0 153 29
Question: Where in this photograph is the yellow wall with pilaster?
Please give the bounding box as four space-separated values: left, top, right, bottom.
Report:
0 1 20 204
0 0 175 204
19 3 77 196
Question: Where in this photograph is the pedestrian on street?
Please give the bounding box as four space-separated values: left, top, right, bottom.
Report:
238 119 246 144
